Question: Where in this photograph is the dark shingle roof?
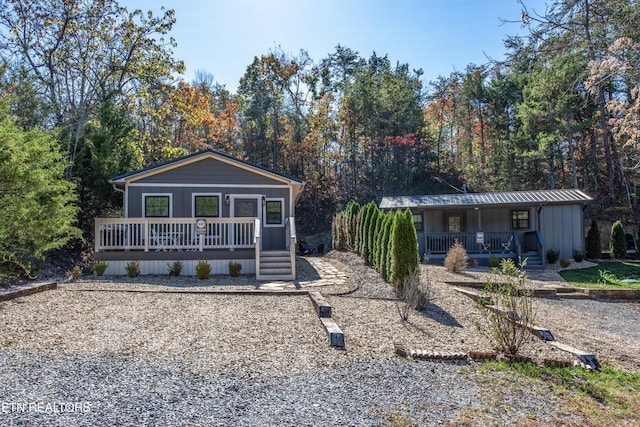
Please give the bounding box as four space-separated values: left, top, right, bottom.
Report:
380 189 593 209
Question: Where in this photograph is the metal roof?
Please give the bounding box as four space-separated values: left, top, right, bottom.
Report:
379 189 593 209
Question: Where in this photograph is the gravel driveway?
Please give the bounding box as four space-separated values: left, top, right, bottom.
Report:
1 251 637 426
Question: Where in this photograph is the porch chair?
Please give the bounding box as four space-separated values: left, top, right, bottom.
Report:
150 228 169 252
501 235 514 253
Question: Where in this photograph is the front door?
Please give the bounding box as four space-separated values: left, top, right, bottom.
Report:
231 196 260 248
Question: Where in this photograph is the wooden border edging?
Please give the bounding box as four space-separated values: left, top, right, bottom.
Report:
453 286 602 369
308 291 332 318
320 317 345 347
0 282 57 302
307 291 345 348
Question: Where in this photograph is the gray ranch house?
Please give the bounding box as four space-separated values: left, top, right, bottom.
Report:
380 189 593 267
94 149 305 280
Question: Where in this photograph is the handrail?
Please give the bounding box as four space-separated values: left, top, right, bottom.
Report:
254 218 261 278
287 217 296 279
535 230 544 261
513 233 522 263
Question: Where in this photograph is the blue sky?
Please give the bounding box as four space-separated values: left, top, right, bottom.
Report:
121 0 547 92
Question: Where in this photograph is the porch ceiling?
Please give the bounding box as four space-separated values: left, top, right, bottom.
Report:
380 189 593 210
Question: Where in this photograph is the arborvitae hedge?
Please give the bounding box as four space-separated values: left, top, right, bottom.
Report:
359 203 372 259
331 202 419 285
345 202 360 250
367 207 381 264
610 220 627 259
586 219 601 259
389 209 419 286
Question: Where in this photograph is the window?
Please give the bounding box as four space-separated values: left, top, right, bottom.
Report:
412 213 423 231
194 195 220 217
144 195 170 217
512 209 529 229
265 200 283 225
447 214 462 233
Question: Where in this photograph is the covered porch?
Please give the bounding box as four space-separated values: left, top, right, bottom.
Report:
423 230 544 267
94 217 297 279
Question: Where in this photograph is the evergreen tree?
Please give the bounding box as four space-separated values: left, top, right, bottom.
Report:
586 219 602 259
389 209 420 285
0 104 81 278
610 220 627 259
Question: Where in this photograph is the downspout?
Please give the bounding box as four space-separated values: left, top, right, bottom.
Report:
112 183 126 217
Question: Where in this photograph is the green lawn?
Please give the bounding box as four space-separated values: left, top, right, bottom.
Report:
559 261 640 289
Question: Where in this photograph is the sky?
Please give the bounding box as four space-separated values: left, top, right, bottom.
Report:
120 0 548 93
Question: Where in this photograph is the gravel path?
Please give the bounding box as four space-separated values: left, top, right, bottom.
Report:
1 251 638 426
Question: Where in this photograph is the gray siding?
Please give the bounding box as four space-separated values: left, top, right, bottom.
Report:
540 205 584 259
134 157 284 186
128 186 290 219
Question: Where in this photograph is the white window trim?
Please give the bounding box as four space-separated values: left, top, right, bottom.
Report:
192 192 222 218
142 193 173 218
264 198 285 227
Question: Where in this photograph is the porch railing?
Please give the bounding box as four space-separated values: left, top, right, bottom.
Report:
94 217 255 252
286 217 297 279
425 232 515 254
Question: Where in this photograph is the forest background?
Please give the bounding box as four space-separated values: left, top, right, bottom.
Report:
1 0 640 266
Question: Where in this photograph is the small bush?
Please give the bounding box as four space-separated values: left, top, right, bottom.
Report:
559 258 571 268
195 260 211 280
228 260 242 277
586 219 601 259
168 260 183 276
66 265 82 280
488 256 500 268
610 220 627 259
469 258 478 268
94 261 108 276
546 248 560 264
396 268 431 322
572 249 585 263
476 258 534 355
444 240 468 273
125 260 140 278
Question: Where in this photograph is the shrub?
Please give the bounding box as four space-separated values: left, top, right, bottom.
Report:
396 268 431 322
389 209 420 285
488 256 500 268
469 258 478 268
610 220 627 259
444 240 468 273
636 226 640 256
476 258 534 355
66 265 82 280
168 260 183 276
125 260 140 278
195 260 211 280
572 249 585 263
546 248 560 264
94 261 108 276
559 258 571 268
586 219 601 259
228 260 242 277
